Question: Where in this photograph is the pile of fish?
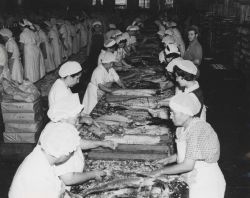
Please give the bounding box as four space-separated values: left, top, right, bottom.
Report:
71 160 188 198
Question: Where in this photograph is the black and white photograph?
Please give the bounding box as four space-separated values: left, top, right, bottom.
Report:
0 0 249 197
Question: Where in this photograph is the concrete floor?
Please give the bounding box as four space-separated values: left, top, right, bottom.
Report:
0 58 250 198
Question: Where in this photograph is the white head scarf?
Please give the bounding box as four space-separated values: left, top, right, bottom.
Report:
39 122 80 158
59 61 82 78
0 28 13 38
169 93 201 116
47 93 84 122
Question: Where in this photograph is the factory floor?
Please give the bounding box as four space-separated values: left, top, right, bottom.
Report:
0 57 250 198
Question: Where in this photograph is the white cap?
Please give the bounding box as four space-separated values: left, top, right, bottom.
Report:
59 61 82 78
169 93 201 116
112 30 122 37
109 24 116 29
116 35 127 43
102 52 116 64
165 29 174 36
159 51 165 63
92 21 102 27
126 25 138 31
47 93 84 122
165 43 180 56
104 39 116 48
157 30 165 36
162 35 176 45
39 122 80 158
175 59 198 75
0 28 12 38
166 57 183 73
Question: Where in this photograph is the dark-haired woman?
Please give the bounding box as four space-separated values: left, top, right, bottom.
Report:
48 61 82 108
173 59 206 119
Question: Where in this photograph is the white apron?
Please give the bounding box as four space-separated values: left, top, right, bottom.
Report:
176 122 226 198
82 82 103 115
55 146 85 191
10 58 23 83
23 44 40 83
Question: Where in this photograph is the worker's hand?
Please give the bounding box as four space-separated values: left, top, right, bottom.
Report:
152 158 171 166
79 115 93 125
148 170 162 178
102 140 118 150
93 170 107 181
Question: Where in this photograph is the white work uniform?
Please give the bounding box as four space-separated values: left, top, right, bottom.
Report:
176 81 206 121
38 29 56 73
82 64 120 114
6 38 23 83
172 28 185 57
54 122 85 190
49 26 62 67
48 79 73 108
0 44 10 81
176 119 226 198
9 145 65 198
59 24 69 59
35 30 46 79
20 28 40 82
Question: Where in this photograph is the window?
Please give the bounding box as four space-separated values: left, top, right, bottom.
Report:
139 0 150 8
115 0 127 9
92 0 104 6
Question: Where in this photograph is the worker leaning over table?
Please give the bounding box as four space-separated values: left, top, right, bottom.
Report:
183 25 203 67
159 43 182 90
47 93 116 191
0 28 23 83
123 25 138 55
149 93 226 198
97 38 117 66
9 122 80 198
82 52 125 115
173 59 206 119
48 61 82 108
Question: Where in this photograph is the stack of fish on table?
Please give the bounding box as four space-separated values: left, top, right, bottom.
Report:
74 35 189 197
70 160 189 198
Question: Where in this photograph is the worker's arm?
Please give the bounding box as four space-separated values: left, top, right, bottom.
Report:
98 84 112 93
80 139 117 150
152 154 177 166
149 158 195 177
115 79 126 89
59 170 107 186
121 59 132 68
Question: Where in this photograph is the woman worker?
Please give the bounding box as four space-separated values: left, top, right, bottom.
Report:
9 121 111 198
149 93 226 198
0 28 23 83
98 38 117 66
82 52 125 114
173 59 206 120
48 61 82 108
19 19 41 82
47 93 116 190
